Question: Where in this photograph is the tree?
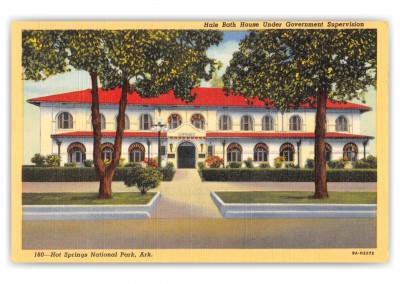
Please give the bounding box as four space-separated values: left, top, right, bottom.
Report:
22 29 223 198
223 29 376 199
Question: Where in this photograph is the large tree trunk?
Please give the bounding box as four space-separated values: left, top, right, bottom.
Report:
314 89 329 199
91 74 129 199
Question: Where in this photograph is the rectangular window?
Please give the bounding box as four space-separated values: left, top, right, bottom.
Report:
161 145 166 156
75 152 81 163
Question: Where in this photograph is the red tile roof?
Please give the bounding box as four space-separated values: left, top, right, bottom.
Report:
28 87 370 111
51 131 167 138
206 132 373 139
51 131 372 139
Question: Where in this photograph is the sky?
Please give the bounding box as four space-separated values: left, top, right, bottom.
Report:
23 30 376 163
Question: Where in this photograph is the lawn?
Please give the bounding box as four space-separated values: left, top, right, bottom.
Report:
215 191 376 204
22 192 156 205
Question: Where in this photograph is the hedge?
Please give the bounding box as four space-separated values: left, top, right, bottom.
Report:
22 167 175 182
201 168 377 182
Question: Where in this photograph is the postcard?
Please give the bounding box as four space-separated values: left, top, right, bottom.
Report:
11 21 388 262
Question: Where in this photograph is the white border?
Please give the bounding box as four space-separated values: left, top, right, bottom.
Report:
2 0 399 283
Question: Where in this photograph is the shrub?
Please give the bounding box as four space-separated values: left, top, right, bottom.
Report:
165 162 174 169
353 155 377 169
64 162 76 167
31 153 46 167
273 156 285 168
205 155 224 168
305 159 315 169
124 167 142 187
365 155 377 168
201 168 377 182
244 157 254 168
135 167 163 194
285 163 298 169
143 157 158 168
197 161 206 170
159 166 175 181
45 154 61 167
124 162 143 169
352 160 371 169
229 161 243 168
327 158 349 169
259 162 271 168
83 160 94 167
22 167 131 182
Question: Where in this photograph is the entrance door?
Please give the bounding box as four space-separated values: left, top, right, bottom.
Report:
177 142 196 168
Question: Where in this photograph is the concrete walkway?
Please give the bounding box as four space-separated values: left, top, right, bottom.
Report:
150 169 222 219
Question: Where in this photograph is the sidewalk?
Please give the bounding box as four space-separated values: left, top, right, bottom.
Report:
22 170 376 219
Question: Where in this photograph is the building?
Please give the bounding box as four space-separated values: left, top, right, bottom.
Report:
27 87 373 168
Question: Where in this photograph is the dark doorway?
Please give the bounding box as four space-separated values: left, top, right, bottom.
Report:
177 142 196 168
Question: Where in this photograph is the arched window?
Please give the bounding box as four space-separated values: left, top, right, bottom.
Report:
343 143 358 162
325 143 332 162
253 143 269 162
240 115 254 131
191 113 205 129
168 114 182 129
289 115 302 131
91 114 106 130
227 143 242 162
58 112 73 129
115 114 130 130
219 115 232 130
140 114 152 130
101 143 114 161
335 116 349 132
262 115 274 131
129 143 145 162
280 143 295 162
67 142 86 164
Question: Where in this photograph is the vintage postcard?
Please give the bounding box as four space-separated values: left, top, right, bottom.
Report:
11 21 388 262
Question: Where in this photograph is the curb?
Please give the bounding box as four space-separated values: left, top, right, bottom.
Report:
23 192 162 220
210 192 376 219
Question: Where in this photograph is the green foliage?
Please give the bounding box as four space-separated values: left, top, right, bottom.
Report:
201 168 377 182
258 162 271 168
45 154 61 167
135 167 163 195
124 167 142 188
124 162 143 169
305 159 315 169
223 30 377 108
22 167 130 182
31 153 46 167
285 163 299 169
244 157 254 168
229 161 243 168
273 156 286 168
83 160 94 167
352 160 371 169
165 162 175 169
64 162 76 167
159 166 175 181
353 155 377 169
197 161 206 170
327 158 349 169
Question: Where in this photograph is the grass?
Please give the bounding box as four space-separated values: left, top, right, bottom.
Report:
215 191 376 204
22 192 156 205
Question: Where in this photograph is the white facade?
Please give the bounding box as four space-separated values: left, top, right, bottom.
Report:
30 88 372 168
